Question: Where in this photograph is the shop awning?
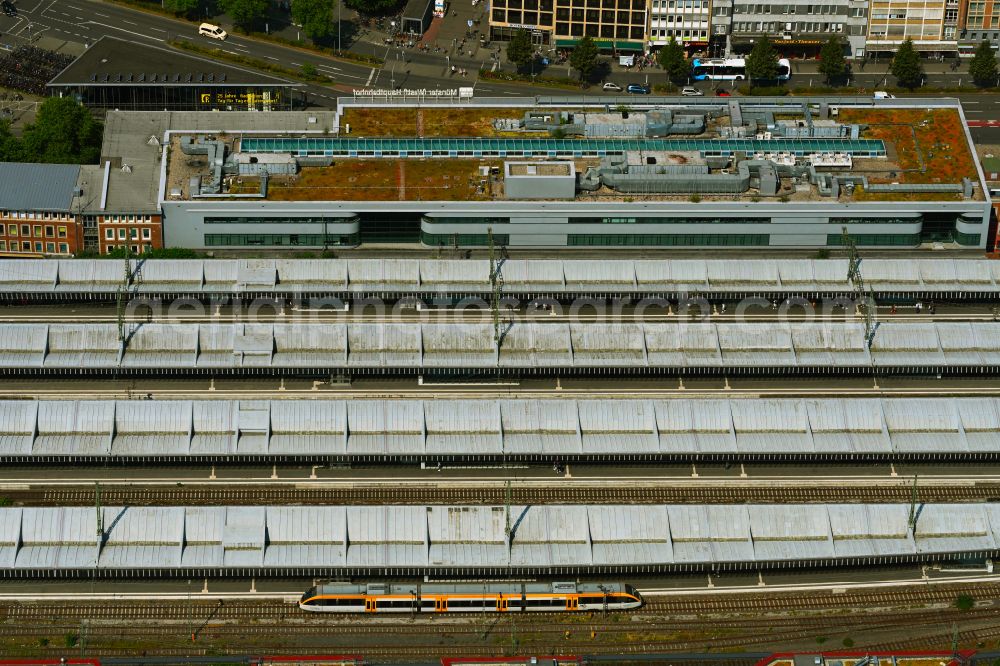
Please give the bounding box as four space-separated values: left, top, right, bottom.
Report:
555 38 645 50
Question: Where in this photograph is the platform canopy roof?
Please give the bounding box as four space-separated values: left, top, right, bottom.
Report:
1 397 998 460
0 503 996 573
0 321 999 371
1 258 995 295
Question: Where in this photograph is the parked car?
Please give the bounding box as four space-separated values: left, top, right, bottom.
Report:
602 82 622 92
715 88 732 97
681 86 703 96
199 23 228 40
1 1 16 16
626 83 650 94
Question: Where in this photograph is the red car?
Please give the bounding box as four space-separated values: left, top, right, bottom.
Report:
715 88 732 97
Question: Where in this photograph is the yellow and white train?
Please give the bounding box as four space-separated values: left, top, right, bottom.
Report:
299 581 642 613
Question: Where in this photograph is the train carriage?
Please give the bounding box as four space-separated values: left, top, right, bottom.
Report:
299 581 642 613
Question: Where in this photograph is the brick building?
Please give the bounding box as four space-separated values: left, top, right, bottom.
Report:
0 163 83 257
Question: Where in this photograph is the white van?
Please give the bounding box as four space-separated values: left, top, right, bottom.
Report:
873 90 896 99
199 23 227 40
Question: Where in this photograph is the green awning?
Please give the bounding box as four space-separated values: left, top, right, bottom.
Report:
554 38 645 51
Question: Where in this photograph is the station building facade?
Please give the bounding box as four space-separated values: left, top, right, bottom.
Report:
160 200 990 250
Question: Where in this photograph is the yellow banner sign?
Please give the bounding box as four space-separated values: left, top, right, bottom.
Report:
198 90 281 107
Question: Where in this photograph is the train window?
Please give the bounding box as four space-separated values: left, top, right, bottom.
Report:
535 599 565 607
506 599 523 608
317 597 364 607
421 599 437 609
448 599 479 608
577 596 607 605
379 600 417 609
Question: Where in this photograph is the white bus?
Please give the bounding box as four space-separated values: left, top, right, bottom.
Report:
691 57 791 81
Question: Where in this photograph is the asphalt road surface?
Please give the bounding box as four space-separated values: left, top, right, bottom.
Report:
5 0 1000 119
3 1 1000 145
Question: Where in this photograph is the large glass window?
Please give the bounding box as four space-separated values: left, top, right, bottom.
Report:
832 216 921 225
421 232 510 247
204 216 355 225
359 212 422 243
826 233 920 246
204 233 359 247
568 233 769 246
422 216 509 225
568 216 763 224
954 231 983 246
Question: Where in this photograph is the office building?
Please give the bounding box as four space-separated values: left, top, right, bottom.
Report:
489 0 648 52
712 0 869 58
865 0 959 56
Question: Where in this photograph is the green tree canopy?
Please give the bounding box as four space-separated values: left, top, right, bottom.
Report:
890 38 924 89
0 119 20 162
506 28 533 72
163 0 199 17
969 40 999 87
569 35 600 82
818 37 847 84
745 35 779 82
292 0 335 41
19 97 102 165
657 36 690 86
343 0 403 13
219 0 269 30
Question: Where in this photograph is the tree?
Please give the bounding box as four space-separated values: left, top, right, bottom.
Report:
0 119 20 162
219 0 269 31
657 36 689 86
890 38 924 89
162 0 199 17
969 40 999 87
19 97 102 165
343 0 402 13
745 35 779 82
506 28 533 72
569 35 600 82
292 0 335 41
818 36 847 84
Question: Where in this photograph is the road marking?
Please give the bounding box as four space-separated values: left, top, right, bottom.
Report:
94 12 108 17
317 64 342 73
365 67 375 86
291 61 303 66
85 21 164 42
122 19 137 25
263 55 280 60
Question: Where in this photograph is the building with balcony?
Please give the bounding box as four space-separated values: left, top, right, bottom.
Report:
865 0 959 56
489 0 648 52
648 0 712 53
711 0 869 58
959 0 1000 55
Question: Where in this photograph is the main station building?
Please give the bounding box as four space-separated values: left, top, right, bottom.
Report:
85 95 992 253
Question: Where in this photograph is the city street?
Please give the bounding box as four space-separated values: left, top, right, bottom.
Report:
1 0 999 141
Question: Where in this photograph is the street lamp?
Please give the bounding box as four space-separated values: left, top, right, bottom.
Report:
337 0 342 51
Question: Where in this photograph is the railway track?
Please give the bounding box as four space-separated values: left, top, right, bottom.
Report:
3 581 998 622
8 482 1000 506
0 595 995 658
